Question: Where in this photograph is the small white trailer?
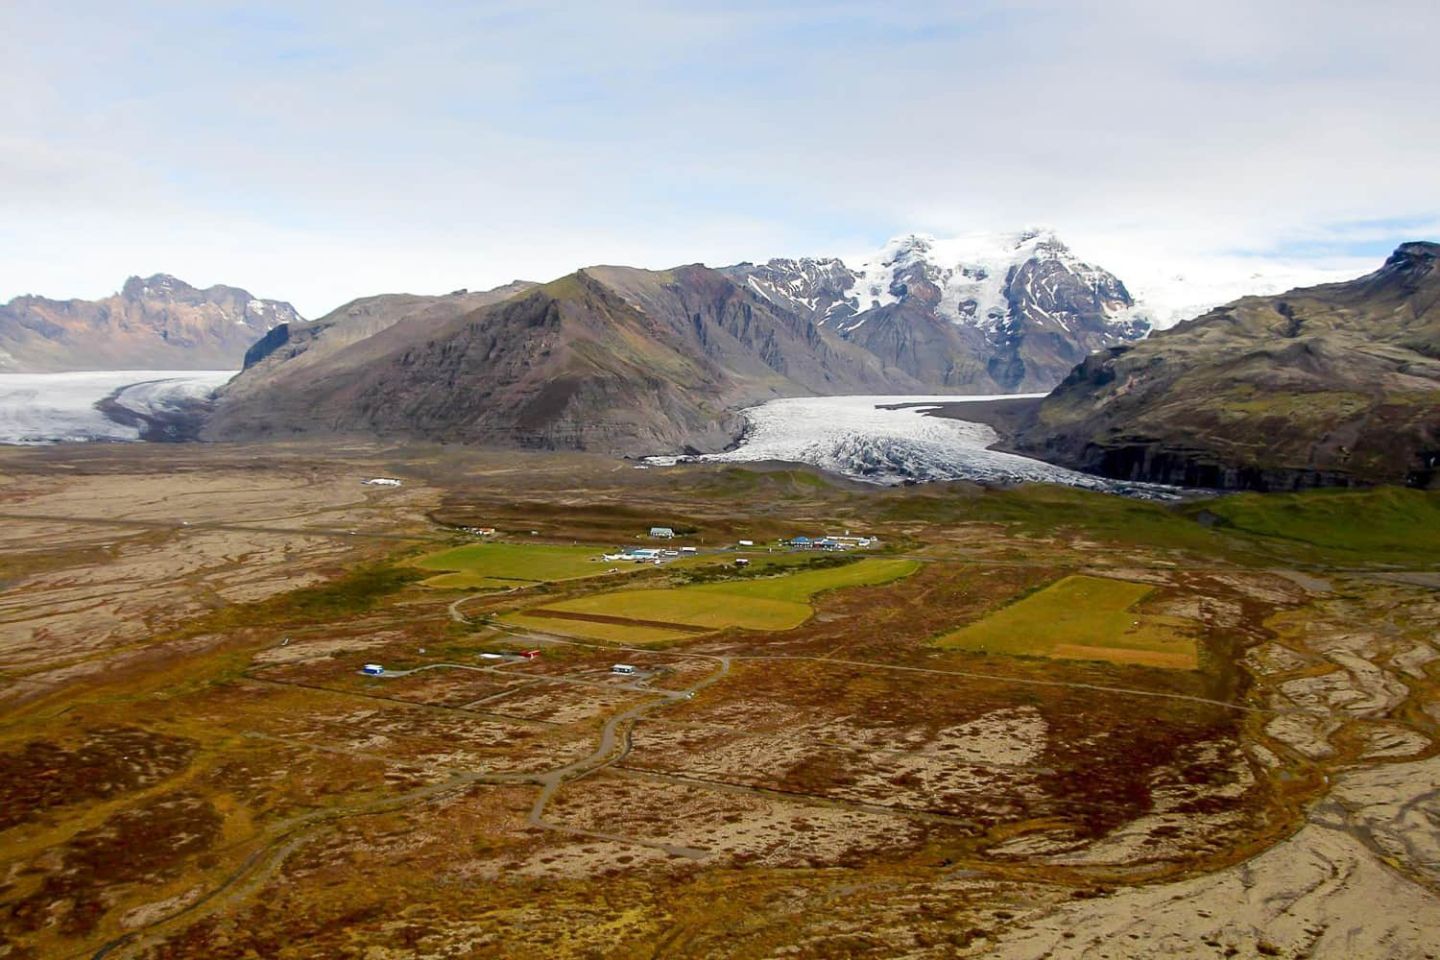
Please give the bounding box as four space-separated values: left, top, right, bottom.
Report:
361 663 385 676
611 664 637 675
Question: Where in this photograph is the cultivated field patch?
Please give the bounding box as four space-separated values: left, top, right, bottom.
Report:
514 557 920 642
412 541 614 587
418 572 524 591
504 613 703 645
936 574 1200 670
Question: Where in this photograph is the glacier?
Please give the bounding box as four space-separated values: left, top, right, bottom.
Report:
0 370 234 444
650 395 1180 498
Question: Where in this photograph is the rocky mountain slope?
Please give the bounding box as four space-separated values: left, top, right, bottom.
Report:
1011 242 1440 490
0 275 300 372
205 231 1155 455
205 266 912 454
239 282 538 374
724 230 1150 392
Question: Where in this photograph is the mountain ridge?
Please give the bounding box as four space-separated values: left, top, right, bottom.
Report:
722 230 1151 392
1009 241 1440 490
204 265 913 453
0 274 301 372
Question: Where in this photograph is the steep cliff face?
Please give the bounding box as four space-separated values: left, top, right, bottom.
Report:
0 275 300 371
1013 243 1440 490
205 266 903 455
724 231 1150 392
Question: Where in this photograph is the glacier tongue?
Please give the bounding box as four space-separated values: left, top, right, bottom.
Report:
650 395 1180 499
0 370 234 445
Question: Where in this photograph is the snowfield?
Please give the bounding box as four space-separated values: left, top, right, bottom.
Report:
649 395 1179 498
837 230 1150 336
0 370 234 444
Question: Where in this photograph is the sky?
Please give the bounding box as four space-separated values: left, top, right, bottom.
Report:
3 0 1437 321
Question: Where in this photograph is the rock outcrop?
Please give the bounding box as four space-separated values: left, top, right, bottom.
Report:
1012 242 1440 490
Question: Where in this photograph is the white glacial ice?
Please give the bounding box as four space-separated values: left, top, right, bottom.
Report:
649 395 1178 498
0 370 235 444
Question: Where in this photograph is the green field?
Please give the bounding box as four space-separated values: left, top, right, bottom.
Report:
688 558 918 602
412 541 613 587
936 574 1199 670
418 573 525 591
1183 486 1440 566
504 614 699 645
530 588 814 631
510 557 919 642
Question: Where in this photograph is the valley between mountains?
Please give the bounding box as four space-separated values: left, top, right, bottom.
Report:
7 232 1435 495
0 444 1436 958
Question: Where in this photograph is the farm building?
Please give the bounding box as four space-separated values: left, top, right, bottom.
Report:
789 534 874 550
604 548 663 562
649 526 676 538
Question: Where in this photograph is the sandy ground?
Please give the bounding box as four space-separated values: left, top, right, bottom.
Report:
0 459 439 685
990 580 1440 959
995 756 1440 959
2 444 1438 959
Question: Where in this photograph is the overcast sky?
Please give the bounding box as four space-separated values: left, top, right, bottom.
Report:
3 0 1437 319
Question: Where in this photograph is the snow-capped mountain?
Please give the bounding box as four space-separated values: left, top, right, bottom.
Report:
724 229 1151 392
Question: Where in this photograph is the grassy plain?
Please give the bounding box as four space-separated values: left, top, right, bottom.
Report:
936 574 1200 670
2 444 1438 959
502 614 700 644
514 557 919 640
412 540 610 586
1185 486 1440 566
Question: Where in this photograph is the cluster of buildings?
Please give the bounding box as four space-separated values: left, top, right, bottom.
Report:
785 534 875 551
642 524 875 554
603 546 696 563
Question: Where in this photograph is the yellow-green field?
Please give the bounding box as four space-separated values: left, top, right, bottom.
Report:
412 541 612 587
509 558 919 642
936 574 1199 670
419 573 524 591
693 558 919 602
503 614 700 645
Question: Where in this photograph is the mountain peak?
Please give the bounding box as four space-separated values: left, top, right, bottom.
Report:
843 228 1141 336
122 274 195 301
1386 241 1440 271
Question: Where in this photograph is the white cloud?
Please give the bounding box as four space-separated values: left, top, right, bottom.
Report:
0 0 1435 317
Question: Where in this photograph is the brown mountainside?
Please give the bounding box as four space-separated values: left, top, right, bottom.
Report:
205 266 910 454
